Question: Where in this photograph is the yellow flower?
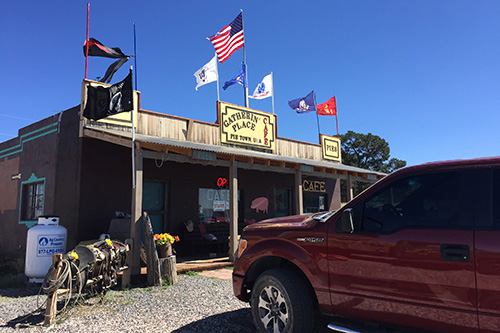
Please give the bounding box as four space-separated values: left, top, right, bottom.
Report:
105 239 112 246
68 252 79 260
154 232 179 246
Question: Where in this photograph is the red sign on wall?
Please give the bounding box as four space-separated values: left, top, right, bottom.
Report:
217 177 229 188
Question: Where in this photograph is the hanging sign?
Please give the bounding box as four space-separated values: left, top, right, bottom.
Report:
320 134 342 162
218 102 276 151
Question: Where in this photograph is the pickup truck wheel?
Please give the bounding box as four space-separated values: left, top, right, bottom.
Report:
251 268 314 333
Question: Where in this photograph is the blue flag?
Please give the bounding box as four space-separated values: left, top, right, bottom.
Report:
288 91 316 113
223 64 247 90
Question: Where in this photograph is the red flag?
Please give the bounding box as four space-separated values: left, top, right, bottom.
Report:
317 96 337 116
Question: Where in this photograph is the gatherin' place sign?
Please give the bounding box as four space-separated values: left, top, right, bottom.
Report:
219 102 276 151
320 134 342 162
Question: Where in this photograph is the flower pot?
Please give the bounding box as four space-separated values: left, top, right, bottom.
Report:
158 244 172 258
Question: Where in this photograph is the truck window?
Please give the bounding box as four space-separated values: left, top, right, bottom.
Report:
493 168 500 228
362 171 472 233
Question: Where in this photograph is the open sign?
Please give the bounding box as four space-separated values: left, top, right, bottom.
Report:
217 177 229 188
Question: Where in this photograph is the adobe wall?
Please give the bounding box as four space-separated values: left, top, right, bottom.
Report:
78 138 132 242
0 115 60 263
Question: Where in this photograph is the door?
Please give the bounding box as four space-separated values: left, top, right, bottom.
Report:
143 182 166 235
328 170 478 331
475 167 500 332
275 188 291 217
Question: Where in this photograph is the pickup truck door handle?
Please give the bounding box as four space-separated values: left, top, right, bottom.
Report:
440 244 470 262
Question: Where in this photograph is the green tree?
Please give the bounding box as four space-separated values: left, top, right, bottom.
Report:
339 131 406 201
340 131 406 173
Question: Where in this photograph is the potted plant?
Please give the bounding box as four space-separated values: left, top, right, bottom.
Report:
154 233 180 258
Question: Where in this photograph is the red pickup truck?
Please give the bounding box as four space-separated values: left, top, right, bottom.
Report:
233 157 500 332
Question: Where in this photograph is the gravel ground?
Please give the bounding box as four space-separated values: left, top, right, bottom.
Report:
0 274 254 333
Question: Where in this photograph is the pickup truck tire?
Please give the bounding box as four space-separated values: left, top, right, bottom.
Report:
250 268 314 333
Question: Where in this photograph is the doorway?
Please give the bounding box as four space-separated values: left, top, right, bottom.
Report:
143 181 167 234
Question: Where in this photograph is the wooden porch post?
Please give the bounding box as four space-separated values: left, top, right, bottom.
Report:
346 174 354 202
123 142 143 288
229 161 238 262
294 169 303 215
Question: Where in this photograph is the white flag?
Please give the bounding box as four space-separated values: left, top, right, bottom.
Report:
249 73 273 99
194 56 218 91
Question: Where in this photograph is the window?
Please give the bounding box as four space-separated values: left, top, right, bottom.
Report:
303 193 327 213
493 168 500 228
362 171 472 233
21 181 44 221
199 188 230 223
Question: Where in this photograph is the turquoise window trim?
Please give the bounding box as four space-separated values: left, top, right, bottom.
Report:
19 173 46 228
0 122 58 160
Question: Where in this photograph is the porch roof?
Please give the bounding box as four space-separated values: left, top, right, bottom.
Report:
83 125 385 182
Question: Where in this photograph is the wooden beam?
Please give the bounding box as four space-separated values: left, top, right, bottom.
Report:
346 174 354 202
295 169 303 215
229 161 238 262
124 142 143 287
83 128 131 148
44 253 63 326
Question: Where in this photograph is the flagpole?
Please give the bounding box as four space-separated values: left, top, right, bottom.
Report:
335 97 339 137
85 3 90 79
133 23 138 90
313 90 321 137
131 25 138 189
131 66 136 189
271 72 275 114
216 52 220 101
241 9 249 108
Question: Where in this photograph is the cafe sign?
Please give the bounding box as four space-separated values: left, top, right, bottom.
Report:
219 102 276 151
320 134 342 163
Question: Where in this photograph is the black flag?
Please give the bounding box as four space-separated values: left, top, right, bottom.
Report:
83 38 127 58
84 38 132 83
83 70 134 121
99 57 129 83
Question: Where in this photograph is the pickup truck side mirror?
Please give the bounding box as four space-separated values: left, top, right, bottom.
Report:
336 208 354 233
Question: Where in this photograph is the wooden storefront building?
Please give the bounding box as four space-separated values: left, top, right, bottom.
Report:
0 81 385 274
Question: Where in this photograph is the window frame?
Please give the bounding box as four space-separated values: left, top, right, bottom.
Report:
19 173 46 227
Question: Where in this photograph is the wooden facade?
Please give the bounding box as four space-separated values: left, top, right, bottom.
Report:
80 90 385 286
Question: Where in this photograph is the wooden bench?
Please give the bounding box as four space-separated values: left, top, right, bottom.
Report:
179 220 249 258
179 222 227 257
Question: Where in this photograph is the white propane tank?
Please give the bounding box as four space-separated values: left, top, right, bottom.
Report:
25 216 67 283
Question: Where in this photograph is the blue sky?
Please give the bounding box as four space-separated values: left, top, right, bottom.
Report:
1 1 499 167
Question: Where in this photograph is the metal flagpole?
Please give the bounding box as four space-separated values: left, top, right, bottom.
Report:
335 97 339 137
131 66 136 189
313 90 321 137
216 52 220 101
241 9 249 108
85 3 90 79
132 22 137 189
133 23 138 90
271 72 275 114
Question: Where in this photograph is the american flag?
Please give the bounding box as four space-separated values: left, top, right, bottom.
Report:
207 13 244 63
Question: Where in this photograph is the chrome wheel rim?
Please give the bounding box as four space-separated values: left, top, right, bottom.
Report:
257 285 289 333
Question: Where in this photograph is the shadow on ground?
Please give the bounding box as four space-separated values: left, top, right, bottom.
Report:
3 312 45 329
172 308 255 333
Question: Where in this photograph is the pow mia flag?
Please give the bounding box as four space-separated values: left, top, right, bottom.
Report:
83 70 134 121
